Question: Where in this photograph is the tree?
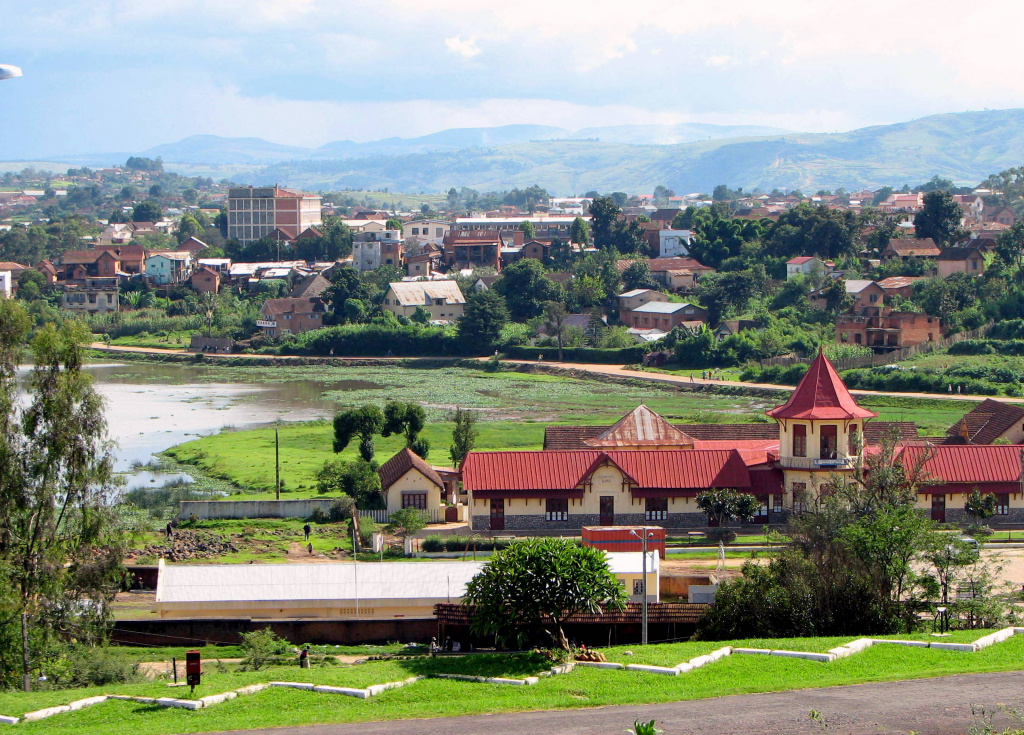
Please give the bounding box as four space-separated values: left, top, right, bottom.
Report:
963 489 997 526
315 458 382 508
449 407 479 467
239 628 291 671
914 191 963 246
385 508 429 543
588 197 621 249
343 298 366 323
493 259 560 320
385 217 403 232
541 300 569 362
995 221 1024 267
332 405 385 461
131 200 163 222
695 489 760 528
569 216 590 245
519 220 536 239
15 270 45 302
411 305 431 324
464 538 628 650
382 401 429 458
621 260 658 291
325 267 370 321
819 277 853 315
458 289 510 349
0 304 127 688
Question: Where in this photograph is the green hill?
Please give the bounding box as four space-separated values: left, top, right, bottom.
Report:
236 109 1024 194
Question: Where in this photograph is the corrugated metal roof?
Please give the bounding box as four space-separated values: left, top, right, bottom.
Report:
462 449 750 492
156 561 484 605
767 352 877 421
902 444 1023 486
584 405 695 447
388 280 465 307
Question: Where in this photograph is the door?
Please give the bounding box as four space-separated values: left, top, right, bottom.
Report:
753 495 770 524
599 496 614 526
489 499 505 531
931 494 946 523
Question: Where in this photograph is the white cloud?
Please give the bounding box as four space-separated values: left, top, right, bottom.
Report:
704 55 736 68
444 36 481 59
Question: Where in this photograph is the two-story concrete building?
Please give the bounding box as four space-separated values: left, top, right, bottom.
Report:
145 251 193 285
382 280 465 322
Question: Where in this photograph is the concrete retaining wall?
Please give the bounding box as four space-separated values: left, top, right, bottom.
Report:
113 617 437 646
178 499 339 521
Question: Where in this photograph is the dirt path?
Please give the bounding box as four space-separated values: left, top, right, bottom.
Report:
198 670 1024 735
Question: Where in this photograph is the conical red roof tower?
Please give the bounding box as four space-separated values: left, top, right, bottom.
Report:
766 351 877 421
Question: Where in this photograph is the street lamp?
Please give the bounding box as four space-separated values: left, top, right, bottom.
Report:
0 65 24 81
630 528 655 645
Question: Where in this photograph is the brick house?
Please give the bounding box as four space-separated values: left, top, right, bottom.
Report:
810 280 886 310
189 265 221 294
936 247 985 278
836 310 940 349
881 238 941 261
256 297 326 337
624 301 708 330
618 289 668 315
443 231 502 271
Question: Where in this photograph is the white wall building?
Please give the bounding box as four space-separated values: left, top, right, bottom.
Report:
658 230 692 258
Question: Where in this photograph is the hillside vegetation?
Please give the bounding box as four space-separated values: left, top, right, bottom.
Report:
236 109 1024 194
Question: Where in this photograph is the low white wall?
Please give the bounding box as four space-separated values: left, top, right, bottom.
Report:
177 499 338 521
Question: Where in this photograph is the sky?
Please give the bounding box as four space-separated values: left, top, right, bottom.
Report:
1 0 1024 159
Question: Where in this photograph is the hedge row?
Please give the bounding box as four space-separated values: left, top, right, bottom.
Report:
841 368 1001 395
503 345 646 364
421 535 516 553
948 339 1024 356
279 324 475 357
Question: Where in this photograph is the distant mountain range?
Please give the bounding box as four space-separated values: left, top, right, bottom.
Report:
24 110 1024 194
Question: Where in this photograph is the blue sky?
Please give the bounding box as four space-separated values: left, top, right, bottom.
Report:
1 0 1022 159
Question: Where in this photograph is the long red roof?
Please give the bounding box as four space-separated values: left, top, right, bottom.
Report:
901 445 1023 492
767 351 877 421
461 449 751 495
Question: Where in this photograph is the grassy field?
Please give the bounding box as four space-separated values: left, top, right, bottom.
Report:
8 633 1024 733
108 331 197 350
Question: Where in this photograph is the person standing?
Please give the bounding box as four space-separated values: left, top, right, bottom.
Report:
303 523 312 541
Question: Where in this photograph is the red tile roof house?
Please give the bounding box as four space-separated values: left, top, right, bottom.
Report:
881 238 941 261
901 444 1024 524
256 298 326 337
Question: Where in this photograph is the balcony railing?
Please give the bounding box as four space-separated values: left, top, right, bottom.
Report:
256 318 277 328
775 454 860 470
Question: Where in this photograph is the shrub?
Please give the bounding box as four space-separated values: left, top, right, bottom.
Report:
240 628 292 671
43 645 142 689
421 534 446 552
283 323 471 357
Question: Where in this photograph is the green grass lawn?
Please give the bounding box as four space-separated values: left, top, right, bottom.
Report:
9 633 1024 734
105 331 197 350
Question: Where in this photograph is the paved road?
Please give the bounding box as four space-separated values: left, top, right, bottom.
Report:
88 343 1010 405
202 671 1024 735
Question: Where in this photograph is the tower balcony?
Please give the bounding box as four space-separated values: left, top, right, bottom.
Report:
775 454 861 471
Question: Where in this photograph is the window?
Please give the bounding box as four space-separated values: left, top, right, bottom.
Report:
792 425 807 457
820 425 838 459
412 228 420 235
847 426 860 455
773 494 783 514
996 494 1010 515
869 294 878 303
792 482 808 513
436 228 443 238
402 493 427 510
633 579 644 596
645 497 667 521
545 498 568 521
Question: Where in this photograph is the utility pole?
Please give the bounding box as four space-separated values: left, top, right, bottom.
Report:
275 427 281 500
631 529 652 645
352 519 359 619
21 612 30 692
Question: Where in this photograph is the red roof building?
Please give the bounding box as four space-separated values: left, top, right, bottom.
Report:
767 351 877 421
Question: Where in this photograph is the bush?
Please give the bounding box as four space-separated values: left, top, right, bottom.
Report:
283 323 471 357
44 644 141 689
421 534 446 552
239 628 292 671
328 496 355 522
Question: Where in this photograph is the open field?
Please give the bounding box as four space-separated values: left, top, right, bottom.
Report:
108 331 198 350
8 633 1024 734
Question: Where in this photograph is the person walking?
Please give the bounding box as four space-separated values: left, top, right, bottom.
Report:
303 523 312 541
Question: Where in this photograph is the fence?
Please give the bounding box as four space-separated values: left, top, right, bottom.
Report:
360 508 445 525
758 323 993 372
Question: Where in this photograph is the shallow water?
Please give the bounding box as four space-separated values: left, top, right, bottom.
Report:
17 362 357 482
